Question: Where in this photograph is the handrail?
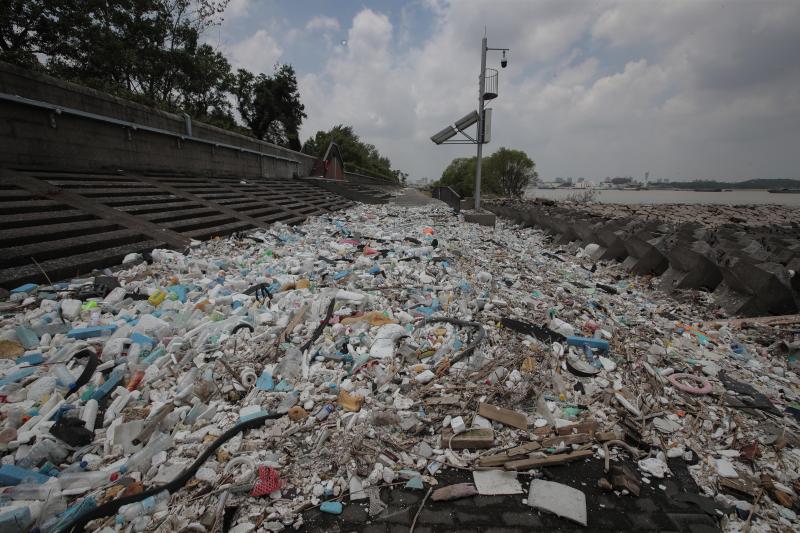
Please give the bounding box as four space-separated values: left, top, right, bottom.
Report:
0 92 301 165
343 163 397 183
431 185 462 213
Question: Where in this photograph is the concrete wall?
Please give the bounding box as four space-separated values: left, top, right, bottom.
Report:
343 170 399 186
0 61 316 178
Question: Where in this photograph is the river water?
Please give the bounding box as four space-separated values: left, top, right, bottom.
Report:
526 188 800 206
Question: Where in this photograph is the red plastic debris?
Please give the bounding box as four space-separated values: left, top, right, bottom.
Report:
251 466 283 497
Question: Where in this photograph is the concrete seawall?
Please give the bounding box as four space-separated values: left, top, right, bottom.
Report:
485 199 800 317
0 61 316 178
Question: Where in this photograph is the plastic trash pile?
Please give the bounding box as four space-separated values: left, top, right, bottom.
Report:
0 201 798 532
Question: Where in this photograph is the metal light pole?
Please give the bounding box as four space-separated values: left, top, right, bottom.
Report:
475 37 487 211
474 35 509 212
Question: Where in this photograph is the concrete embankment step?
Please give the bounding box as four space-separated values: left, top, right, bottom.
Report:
485 199 800 317
0 169 354 289
300 177 398 204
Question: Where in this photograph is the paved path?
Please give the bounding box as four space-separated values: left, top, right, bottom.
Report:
391 188 445 207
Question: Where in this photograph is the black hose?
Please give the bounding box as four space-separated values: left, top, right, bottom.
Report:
417 316 486 366
67 349 99 398
300 298 336 353
65 413 283 532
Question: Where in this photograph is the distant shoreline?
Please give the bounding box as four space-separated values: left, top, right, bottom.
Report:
525 187 800 206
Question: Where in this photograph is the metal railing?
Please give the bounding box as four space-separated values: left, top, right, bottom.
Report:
0 92 302 165
431 186 462 213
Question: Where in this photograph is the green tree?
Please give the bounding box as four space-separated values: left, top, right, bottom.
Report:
0 1 313 146
485 147 538 198
436 147 537 198
234 65 306 150
0 0 60 67
43 1 228 106
2 1 233 112
302 125 399 181
437 157 477 197
179 43 234 120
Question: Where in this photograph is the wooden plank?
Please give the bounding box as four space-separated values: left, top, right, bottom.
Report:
595 431 622 443
506 441 542 455
541 433 592 448
503 449 594 470
556 420 599 436
478 402 528 430
718 477 759 499
478 454 517 467
424 395 462 406
479 441 542 467
441 428 495 449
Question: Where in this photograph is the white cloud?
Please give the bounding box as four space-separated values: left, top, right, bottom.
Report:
305 15 340 32
224 0 253 20
226 29 283 74
295 1 800 181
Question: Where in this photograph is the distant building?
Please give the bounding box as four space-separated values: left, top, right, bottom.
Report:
610 177 633 187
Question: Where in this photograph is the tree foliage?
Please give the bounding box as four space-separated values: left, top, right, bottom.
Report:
0 0 307 150
438 157 477 197
302 125 399 182
485 147 538 198
234 65 306 150
436 147 538 198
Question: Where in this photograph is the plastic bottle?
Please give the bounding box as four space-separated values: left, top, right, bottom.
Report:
122 432 173 474
148 289 167 306
583 345 602 369
15 326 40 349
57 470 111 491
315 404 335 421
0 506 34 532
103 388 131 426
90 367 125 401
551 372 568 401
126 370 145 391
274 347 302 383
81 399 98 430
549 317 575 337
277 390 300 414
60 460 88 474
3 479 62 500
51 364 77 392
117 490 170 522
25 376 57 402
17 439 69 469
141 346 166 366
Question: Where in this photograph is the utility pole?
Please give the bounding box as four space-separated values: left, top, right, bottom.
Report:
475 36 487 211
430 32 507 215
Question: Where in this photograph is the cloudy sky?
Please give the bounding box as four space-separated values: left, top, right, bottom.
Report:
208 0 800 182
